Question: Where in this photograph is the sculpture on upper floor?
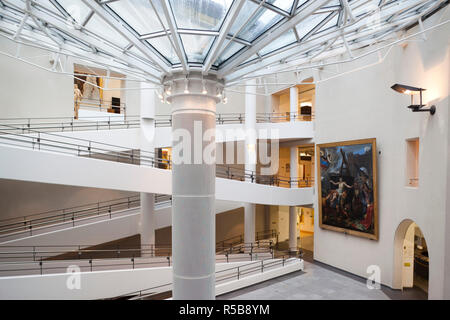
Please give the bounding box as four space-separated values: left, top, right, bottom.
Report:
73 83 82 119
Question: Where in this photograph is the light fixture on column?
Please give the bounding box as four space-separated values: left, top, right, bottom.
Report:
184 77 189 94
391 83 436 115
157 88 164 100
202 80 207 95
222 90 227 104
166 82 172 96
216 87 222 98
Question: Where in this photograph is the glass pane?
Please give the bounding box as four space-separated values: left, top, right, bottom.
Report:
107 0 167 35
146 36 181 64
316 13 339 34
259 28 296 56
55 0 91 23
214 39 245 65
295 12 328 40
181 34 215 63
267 0 295 12
169 0 233 31
85 14 130 48
230 2 284 42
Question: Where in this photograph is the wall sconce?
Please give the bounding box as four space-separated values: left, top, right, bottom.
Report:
391 84 436 115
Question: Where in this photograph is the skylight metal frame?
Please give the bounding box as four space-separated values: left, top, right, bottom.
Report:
0 0 445 85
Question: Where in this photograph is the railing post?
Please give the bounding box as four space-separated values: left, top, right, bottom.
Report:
37 132 40 150
167 256 170 267
89 259 92 272
261 260 264 273
33 246 36 262
39 261 43 275
29 225 32 236
132 257 135 269
237 266 240 280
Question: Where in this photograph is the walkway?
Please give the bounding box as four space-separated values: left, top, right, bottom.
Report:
217 260 427 300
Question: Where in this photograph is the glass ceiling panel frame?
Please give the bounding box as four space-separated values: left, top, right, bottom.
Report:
223 0 445 82
0 0 445 82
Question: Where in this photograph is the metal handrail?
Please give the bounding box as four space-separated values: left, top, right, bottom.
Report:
0 194 172 239
0 124 172 169
0 111 314 133
111 256 299 300
0 242 274 270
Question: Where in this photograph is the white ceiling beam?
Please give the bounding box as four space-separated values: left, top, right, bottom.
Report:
160 0 188 73
81 0 171 74
218 0 332 77
249 0 290 17
223 5 423 83
203 0 246 74
228 4 446 84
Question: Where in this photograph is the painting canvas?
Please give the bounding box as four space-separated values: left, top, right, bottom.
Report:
317 138 378 240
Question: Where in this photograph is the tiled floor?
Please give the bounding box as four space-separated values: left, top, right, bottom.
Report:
217 260 427 300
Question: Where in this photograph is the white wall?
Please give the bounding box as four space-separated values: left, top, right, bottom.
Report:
0 37 73 118
313 10 449 299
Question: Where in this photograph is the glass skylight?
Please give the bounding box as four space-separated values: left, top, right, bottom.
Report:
107 0 168 35
169 0 233 30
181 34 215 62
0 0 444 82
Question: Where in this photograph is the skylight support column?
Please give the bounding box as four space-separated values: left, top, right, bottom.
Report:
140 81 156 255
140 192 155 257
244 79 257 246
168 73 222 300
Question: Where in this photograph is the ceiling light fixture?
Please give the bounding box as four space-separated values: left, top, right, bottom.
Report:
184 78 189 94
391 84 436 115
202 80 207 95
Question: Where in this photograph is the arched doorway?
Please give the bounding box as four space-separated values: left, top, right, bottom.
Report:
393 220 429 297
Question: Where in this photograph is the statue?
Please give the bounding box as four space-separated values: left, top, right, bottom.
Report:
73 83 82 119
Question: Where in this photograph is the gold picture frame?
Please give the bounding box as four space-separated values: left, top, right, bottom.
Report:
316 138 378 240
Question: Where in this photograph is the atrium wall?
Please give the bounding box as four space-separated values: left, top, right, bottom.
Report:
313 9 449 299
0 37 73 118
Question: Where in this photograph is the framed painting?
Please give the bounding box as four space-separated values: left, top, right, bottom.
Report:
316 138 378 240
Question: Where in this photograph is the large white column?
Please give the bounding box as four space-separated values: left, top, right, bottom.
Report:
139 82 156 254
289 84 299 251
244 203 256 244
289 206 298 252
168 72 221 300
244 80 256 244
245 79 257 178
140 192 155 255
290 86 298 121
